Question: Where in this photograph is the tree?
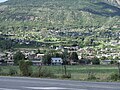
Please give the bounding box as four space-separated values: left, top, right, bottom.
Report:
84 37 91 46
100 56 107 60
19 60 32 76
62 49 69 76
79 58 91 64
69 52 79 62
0 40 13 50
78 39 84 48
92 57 100 65
43 53 52 65
13 51 25 65
53 52 63 58
36 49 41 54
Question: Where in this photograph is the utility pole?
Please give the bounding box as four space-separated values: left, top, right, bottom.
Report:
118 61 120 78
63 48 68 75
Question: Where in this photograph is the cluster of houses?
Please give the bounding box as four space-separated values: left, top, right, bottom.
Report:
0 52 14 65
0 50 64 66
0 41 120 66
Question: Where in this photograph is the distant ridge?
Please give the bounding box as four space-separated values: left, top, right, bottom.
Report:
104 0 120 7
0 0 8 3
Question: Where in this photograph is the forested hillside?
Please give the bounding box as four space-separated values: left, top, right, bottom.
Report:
0 0 120 49
104 0 120 7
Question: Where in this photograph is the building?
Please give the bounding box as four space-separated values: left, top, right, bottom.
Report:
0 53 6 65
32 60 42 66
101 60 111 65
5 52 14 65
51 58 63 65
28 53 44 66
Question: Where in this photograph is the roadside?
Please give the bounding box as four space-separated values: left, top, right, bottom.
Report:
0 65 120 82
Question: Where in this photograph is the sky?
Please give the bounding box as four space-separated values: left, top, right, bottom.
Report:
0 0 8 3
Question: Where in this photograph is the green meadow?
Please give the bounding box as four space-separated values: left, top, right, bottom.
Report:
0 65 118 81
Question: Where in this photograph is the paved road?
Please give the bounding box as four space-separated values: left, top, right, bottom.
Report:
0 76 120 90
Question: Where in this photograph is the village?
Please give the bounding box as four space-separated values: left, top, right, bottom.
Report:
0 40 120 66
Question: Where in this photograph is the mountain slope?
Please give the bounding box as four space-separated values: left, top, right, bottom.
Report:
104 0 120 6
0 0 120 42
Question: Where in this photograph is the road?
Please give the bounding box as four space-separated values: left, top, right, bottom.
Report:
0 76 120 90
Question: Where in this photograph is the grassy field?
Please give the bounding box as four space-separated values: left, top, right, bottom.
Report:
0 65 119 81
41 65 118 81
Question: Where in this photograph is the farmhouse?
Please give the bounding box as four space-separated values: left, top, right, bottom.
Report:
4 52 14 65
0 53 6 65
28 53 44 66
51 58 63 65
32 60 42 66
101 60 111 65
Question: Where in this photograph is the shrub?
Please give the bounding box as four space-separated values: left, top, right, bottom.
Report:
9 68 17 76
61 73 71 79
79 59 91 64
31 66 55 78
109 73 120 81
92 57 100 65
0 67 2 73
87 72 97 80
31 71 40 77
110 60 117 64
13 51 25 65
41 67 55 78
19 60 32 76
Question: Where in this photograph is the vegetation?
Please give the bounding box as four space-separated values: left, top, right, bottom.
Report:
87 72 97 80
0 0 120 82
91 57 100 65
13 51 25 65
69 52 79 62
43 52 52 65
8 67 17 76
19 60 32 76
0 65 119 81
109 73 120 81
0 0 119 50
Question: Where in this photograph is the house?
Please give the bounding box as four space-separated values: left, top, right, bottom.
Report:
101 60 111 65
28 53 44 66
32 60 42 66
36 54 44 59
6 59 14 65
5 52 14 65
51 58 63 65
0 53 6 65
64 45 79 52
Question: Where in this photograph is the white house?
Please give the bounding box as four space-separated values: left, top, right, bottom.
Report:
0 53 5 65
51 58 63 65
32 60 42 66
101 60 111 65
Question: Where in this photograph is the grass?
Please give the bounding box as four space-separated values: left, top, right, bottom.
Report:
42 65 118 73
0 65 119 81
34 65 118 81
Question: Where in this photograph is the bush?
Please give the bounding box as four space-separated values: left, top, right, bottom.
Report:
0 67 2 73
109 73 120 81
110 60 117 65
79 59 91 64
41 67 55 78
92 57 100 65
19 60 32 76
31 71 40 77
13 51 25 65
31 66 55 78
9 68 18 76
87 72 97 80
61 73 71 79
